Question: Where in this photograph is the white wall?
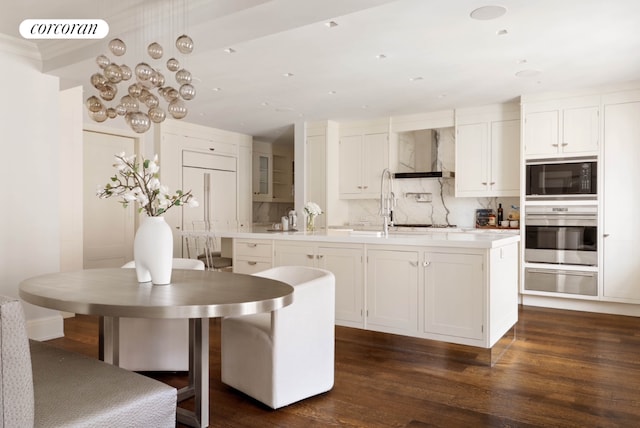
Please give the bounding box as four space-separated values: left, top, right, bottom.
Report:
0 35 63 338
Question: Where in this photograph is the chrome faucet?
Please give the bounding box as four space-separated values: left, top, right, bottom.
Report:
379 168 396 237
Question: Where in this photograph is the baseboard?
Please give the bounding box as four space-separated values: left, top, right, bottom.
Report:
27 314 64 341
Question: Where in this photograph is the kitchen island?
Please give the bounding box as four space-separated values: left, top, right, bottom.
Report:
218 228 519 360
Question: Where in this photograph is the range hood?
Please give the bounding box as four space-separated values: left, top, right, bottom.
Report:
394 171 455 179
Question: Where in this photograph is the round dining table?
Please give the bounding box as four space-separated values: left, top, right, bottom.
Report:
20 267 294 428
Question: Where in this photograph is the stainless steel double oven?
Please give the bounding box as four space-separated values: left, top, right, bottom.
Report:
523 157 598 296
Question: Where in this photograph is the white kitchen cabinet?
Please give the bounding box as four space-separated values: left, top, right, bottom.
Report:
339 132 388 199
455 117 520 197
233 239 273 274
366 248 419 335
522 96 599 158
252 150 272 202
272 147 294 203
423 252 484 340
274 241 365 327
602 91 640 301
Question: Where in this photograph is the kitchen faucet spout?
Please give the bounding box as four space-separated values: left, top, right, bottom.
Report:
379 168 396 237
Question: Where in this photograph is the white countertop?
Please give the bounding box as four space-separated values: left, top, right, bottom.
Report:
219 227 520 249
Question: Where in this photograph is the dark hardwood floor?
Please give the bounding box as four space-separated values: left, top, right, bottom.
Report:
46 305 640 427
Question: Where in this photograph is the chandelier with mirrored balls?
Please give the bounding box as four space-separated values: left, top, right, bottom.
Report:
85 34 195 133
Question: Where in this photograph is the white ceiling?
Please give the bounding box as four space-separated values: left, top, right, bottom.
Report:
2 0 640 142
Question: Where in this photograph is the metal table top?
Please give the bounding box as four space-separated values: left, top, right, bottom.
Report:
20 268 294 319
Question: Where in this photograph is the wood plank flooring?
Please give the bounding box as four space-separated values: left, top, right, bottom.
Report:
46 305 640 427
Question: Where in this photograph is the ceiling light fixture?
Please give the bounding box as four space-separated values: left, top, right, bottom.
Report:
470 5 507 20
224 48 236 54
496 29 508 36
409 76 424 81
328 90 337 95
283 72 294 77
85 1 196 133
376 54 387 60
325 21 338 28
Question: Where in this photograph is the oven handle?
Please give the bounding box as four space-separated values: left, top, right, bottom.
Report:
526 269 596 277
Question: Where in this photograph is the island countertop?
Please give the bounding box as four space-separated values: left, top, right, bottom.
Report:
217 227 520 249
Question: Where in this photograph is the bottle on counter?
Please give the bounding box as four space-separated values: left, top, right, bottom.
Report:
497 203 504 224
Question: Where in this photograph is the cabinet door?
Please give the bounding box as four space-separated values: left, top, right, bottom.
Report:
273 242 317 267
339 135 364 196
318 246 364 326
252 151 272 201
424 253 484 340
455 123 489 196
603 100 640 301
562 106 599 155
490 119 520 196
237 143 252 231
366 249 419 333
361 133 389 197
524 110 559 157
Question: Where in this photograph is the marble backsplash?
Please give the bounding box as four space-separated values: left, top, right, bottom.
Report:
253 201 295 224
344 178 519 228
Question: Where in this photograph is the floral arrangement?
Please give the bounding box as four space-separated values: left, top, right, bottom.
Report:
97 152 198 217
304 201 323 217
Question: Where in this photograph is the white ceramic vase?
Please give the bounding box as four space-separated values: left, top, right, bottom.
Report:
133 216 173 285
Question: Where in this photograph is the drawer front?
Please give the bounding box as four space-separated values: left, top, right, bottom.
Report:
235 240 272 258
233 259 272 275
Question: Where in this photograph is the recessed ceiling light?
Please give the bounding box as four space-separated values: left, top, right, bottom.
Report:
361 105 369 109
224 48 236 54
515 69 542 78
437 94 447 99
328 90 337 95
283 72 294 77
210 87 222 91
496 29 508 36
261 101 270 107
409 76 424 81
325 21 338 28
470 5 507 20
517 59 528 64
376 54 387 60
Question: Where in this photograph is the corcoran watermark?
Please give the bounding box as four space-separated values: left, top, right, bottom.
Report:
19 19 109 39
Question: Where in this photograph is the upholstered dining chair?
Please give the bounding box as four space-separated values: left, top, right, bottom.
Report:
119 257 205 371
221 266 335 409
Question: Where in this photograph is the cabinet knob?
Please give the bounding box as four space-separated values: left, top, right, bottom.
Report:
490 182 496 185
317 254 324 259
357 186 362 189
247 243 257 247
423 261 431 267
209 147 215 151
363 186 368 189
481 182 488 185
552 143 559 147
307 254 315 259
604 234 610 238
247 261 257 265
409 261 418 267
562 143 569 146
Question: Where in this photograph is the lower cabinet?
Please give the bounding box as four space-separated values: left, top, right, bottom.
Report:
233 239 273 274
274 241 365 327
366 248 419 335
423 252 484 340
233 238 518 348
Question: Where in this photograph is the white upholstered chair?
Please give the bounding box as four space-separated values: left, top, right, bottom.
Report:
221 266 335 409
119 258 205 371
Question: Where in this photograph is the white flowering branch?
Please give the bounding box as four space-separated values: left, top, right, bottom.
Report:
97 152 198 217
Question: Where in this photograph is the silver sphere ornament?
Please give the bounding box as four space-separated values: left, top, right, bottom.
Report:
179 84 196 100
175 68 192 85
90 73 107 90
126 112 151 133
86 95 103 113
148 106 166 123
144 93 160 108
168 99 188 119
120 95 139 113
90 108 108 123
175 35 194 54
120 64 132 81
135 62 154 81
106 107 117 119
115 104 127 116
96 54 110 69
99 83 118 101
147 42 163 59
166 58 180 72
128 83 143 98
162 87 180 102
108 38 126 56
104 63 123 83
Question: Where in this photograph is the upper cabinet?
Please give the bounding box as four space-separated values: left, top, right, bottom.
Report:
455 104 520 197
522 95 599 158
338 119 390 199
252 140 294 203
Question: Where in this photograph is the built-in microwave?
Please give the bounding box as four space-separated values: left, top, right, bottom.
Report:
526 157 597 200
